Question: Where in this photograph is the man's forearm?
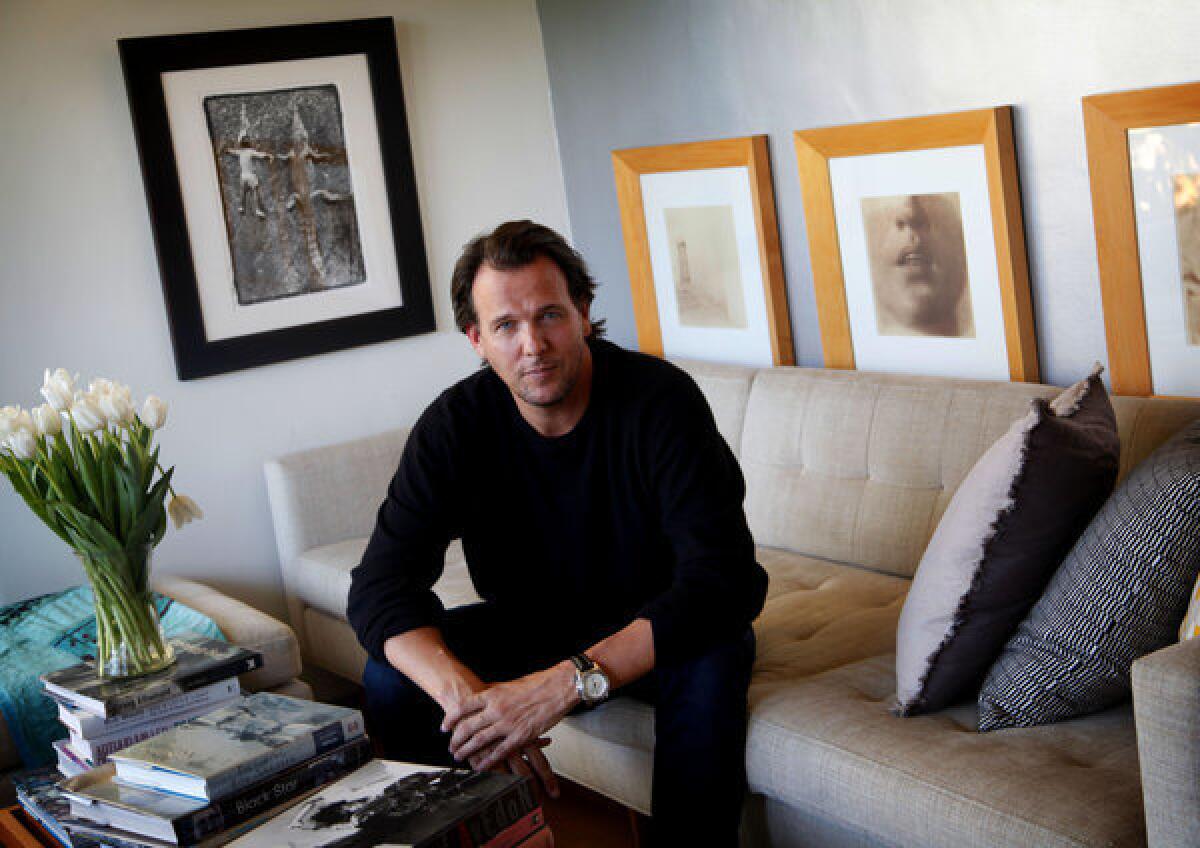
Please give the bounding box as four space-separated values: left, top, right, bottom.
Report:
555 617 655 702
383 627 485 712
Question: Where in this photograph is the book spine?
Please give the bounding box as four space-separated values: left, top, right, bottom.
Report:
73 699 237 762
106 654 262 717
175 736 373 845
206 710 364 800
64 680 241 736
425 780 537 848
479 808 547 848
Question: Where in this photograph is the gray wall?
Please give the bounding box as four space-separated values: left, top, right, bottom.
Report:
537 0 1200 386
0 0 569 612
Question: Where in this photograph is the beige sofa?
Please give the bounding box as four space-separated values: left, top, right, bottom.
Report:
266 362 1200 848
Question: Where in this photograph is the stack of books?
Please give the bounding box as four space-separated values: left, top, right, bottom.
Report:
41 635 264 778
17 645 553 847
56 691 371 847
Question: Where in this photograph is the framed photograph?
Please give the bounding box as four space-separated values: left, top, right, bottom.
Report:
119 18 433 380
612 136 793 367
1084 81 1200 397
794 107 1038 382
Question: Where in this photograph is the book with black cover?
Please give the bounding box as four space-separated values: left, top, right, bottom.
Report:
109 693 364 801
63 736 373 845
225 760 538 847
41 635 262 717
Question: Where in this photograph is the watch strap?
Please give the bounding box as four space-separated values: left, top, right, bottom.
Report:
570 653 596 673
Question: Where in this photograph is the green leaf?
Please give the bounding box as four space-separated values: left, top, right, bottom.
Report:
143 445 161 491
72 432 105 517
52 501 125 560
127 499 164 552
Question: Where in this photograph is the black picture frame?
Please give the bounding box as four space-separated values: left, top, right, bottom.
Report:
118 18 434 380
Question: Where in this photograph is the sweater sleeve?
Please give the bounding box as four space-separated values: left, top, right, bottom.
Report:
636 373 767 666
346 401 461 663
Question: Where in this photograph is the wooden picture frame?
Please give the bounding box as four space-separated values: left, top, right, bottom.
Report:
1084 81 1200 397
612 136 794 366
794 107 1038 382
119 18 434 380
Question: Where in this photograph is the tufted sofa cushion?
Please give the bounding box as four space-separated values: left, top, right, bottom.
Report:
552 546 1146 846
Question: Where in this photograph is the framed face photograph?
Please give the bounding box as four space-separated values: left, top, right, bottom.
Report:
612 136 794 367
795 107 1038 382
119 17 433 380
1084 81 1200 397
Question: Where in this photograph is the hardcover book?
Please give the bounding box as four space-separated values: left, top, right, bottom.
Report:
225 759 539 848
42 635 261 717
109 693 364 800
13 765 90 847
58 679 241 737
68 692 240 764
54 738 92 778
63 736 373 846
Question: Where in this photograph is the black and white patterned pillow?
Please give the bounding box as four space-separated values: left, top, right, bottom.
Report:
978 419 1200 730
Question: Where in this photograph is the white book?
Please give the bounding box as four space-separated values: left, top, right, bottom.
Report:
110 693 364 801
69 694 240 763
58 678 241 737
53 738 91 778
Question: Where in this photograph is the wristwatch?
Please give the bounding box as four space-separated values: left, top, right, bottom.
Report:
570 653 610 707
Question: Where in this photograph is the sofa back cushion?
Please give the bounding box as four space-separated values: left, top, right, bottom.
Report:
675 362 1200 579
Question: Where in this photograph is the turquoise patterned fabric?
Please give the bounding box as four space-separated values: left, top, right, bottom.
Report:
0 585 225 767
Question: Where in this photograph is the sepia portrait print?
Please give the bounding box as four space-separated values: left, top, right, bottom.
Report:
861 192 974 338
204 84 366 306
664 204 748 329
1171 173 1200 346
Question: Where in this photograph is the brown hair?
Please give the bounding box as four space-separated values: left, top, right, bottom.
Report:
450 220 606 337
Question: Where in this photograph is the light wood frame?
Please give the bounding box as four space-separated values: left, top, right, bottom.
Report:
1084 81 1200 397
794 107 1038 381
612 136 794 365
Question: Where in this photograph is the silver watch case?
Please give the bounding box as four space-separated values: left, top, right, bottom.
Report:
573 657 610 705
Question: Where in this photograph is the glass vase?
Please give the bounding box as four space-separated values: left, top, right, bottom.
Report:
77 545 175 680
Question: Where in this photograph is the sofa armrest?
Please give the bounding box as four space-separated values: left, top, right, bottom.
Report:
1132 636 1200 847
152 575 302 693
263 427 410 570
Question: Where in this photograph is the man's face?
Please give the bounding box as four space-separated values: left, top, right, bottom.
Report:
465 256 592 410
865 195 968 335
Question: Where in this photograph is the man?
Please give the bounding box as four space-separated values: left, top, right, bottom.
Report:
347 220 767 845
862 193 975 338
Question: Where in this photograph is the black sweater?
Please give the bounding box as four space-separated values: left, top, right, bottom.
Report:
346 339 767 667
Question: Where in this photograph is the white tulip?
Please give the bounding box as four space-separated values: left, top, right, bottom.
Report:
139 396 168 430
168 494 204 529
0 406 19 441
40 368 77 412
98 384 135 426
88 377 115 396
33 403 61 437
7 430 37 461
72 393 106 432
13 409 34 436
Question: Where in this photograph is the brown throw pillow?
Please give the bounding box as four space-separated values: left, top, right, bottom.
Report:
894 367 1119 715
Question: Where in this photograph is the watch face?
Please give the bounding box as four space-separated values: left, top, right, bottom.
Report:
584 671 608 700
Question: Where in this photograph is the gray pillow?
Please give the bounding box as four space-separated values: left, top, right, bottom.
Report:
978 419 1200 730
894 369 1118 715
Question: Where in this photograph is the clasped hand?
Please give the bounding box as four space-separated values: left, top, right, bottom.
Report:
441 664 575 798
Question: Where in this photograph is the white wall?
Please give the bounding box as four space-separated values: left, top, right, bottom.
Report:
0 0 570 616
